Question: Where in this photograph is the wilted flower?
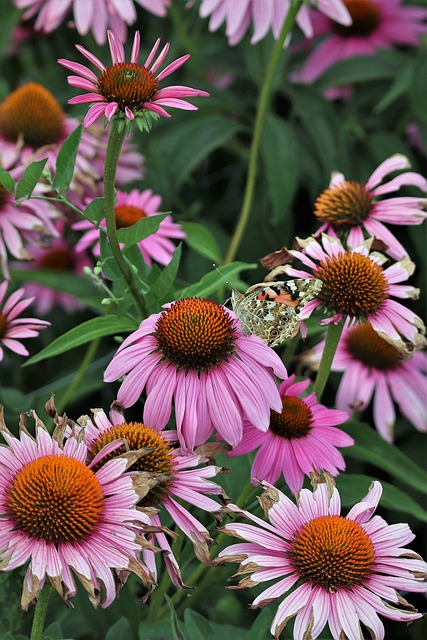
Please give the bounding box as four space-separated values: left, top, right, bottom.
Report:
79 407 227 587
278 235 425 354
0 407 155 608
219 477 427 639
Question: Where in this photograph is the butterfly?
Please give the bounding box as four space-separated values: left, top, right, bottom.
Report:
231 277 322 347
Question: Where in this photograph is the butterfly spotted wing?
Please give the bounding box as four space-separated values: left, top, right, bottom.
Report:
231 278 322 347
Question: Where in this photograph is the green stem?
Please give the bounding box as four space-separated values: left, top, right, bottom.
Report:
224 0 303 265
57 338 100 414
28 195 84 217
313 321 344 401
30 586 51 640
104 119 146 316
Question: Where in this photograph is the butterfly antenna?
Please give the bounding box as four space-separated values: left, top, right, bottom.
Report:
213 264 232 305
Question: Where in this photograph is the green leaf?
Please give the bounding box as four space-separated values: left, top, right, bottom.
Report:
146 244 182 312
317 55 395 89
15 158 48 200
25 316 138 365
42 622 64 639
116 213 168 247
83 197 105 225
52 124 82 195
175 261 257 300
247 608 273 640
410 45 427 124
183 610 213 640
261 114 299 223
343 421 427 494
181 222 222 263
0 167 15 192
336 474 427 523
105 618 133 640
165 595 186 640
10 268 103 313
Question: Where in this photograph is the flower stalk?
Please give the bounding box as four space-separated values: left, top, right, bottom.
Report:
30 586 51 640
313 320 344 400
224 0 303 264
104 119 146 316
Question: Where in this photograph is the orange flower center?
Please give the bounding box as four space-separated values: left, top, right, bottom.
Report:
0 312 7 338
154 298 238 372
316 252 388 318
97 63 158 112
0 183 9 209
0 82 65 148
6 454 104 543
315 181 373 228
89 422 174 508
115 204 147 229
332 0 381 36
290 515 375 591
345 322 403 370
270 396 313 439
39 248 75 270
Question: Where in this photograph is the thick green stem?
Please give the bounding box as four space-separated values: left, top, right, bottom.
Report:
104 120 146 316
313 321 344 401
30 586 51 640
57 338 100 414
224 0 303 265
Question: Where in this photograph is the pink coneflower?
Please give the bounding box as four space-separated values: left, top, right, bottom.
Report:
0 168 59 278
199 0 352 45
0 408 155 608
276 235 425 354
79 407 226 587
296 0 427 84
0 281 50 361
219 478 427 639
313 154 427 260
0 82 144 208
15 237 92 315
58 30 209 128
228 374 352 493
302 321 427 441
103 297 288 450
73 189 185 267
14 0 170 45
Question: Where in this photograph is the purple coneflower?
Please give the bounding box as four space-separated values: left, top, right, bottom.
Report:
228 374 352 493
0 281 50 361
302 321 427 441
0 409 154 608
277 234 425 354
313 154 426 260
14 0 170 45
79 407 226 587
103 297 287 450
58 30 209 128
74 188 185 267
296 0 427 84
0 82 144 208
219 478 427 639
199 0 352 45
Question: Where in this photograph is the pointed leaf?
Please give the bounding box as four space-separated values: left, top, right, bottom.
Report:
15 158 48 200
83 197 105 225
25 316 138 365
0 167 15 192
52 124 82 195
116 213 167 247
181 222 222 263
145 244 182 312
343 421 427 494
